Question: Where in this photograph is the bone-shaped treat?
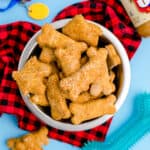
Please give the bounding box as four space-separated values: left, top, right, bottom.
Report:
55 46 87 76
90 60 116 97
7 127 49 150
37 23 87 51
12 56 51 96
70 94 116 124
47 74 71 120
62 15 102 46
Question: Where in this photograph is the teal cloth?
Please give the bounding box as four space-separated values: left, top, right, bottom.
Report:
82 93 150 150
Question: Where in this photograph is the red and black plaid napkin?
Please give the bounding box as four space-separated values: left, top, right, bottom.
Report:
0 0 141 147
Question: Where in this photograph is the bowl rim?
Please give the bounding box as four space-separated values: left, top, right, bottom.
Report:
18 18 131 131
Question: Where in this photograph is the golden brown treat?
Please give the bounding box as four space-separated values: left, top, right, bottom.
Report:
37 23 87 50
7 126 49 150
90 55 116 97
39 47 56 64
105 44 121 69
62 15 102 46
70 95 116 124
12 56 51 96
47 74 71 120
30 94 49 106
60 47 108 101
55 46 86 76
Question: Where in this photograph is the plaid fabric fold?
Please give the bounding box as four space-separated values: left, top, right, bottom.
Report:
0 0 141 147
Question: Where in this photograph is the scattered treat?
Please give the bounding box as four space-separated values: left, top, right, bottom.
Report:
62 15 102 46
105 44 121 69
12 56 51 96
60 47 108 101
69 95 116 124
30 94 49 106
7 126 49 150
47 74 71 120
39 47 56 64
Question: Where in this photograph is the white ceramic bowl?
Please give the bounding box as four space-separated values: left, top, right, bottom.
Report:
18 19 131 131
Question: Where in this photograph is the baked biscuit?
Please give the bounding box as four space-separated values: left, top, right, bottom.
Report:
90 57 116 97
37 23 87 50
47 74 71 120
70 95 116 124
62 15 102 46
12 56 51 96
55 46 86 76
105 44 121 69
7 127 49 150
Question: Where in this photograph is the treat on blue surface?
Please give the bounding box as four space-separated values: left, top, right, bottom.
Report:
7 126 49 150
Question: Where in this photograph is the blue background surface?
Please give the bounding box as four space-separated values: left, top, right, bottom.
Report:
0 0 150 149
